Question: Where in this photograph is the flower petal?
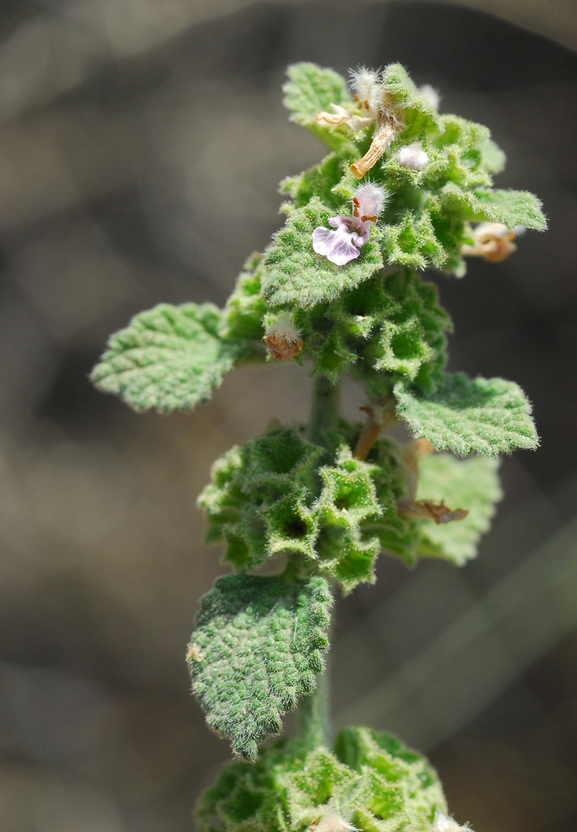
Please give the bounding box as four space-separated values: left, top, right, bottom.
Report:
313 225 361 265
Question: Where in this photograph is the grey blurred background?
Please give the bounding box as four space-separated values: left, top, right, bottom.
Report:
0 1 576 830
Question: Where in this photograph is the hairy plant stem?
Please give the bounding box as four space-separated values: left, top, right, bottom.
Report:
309 375 340 448
295 375 340 750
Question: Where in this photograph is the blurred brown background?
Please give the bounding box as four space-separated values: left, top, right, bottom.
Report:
0 1 576 830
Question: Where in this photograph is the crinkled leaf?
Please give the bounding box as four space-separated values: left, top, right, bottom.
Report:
200 429 391 593
223 253 268 343
263 199 383 308
91 303 246 413
196 726 447 832
382 211 446 270
347 271 450 396
416 453 503 564
381 63 441 139
280 153 346 213
441 184 546 230
189 574 332 760
359 436 420 566
395 373 539 456
198 427 323 570
332 535 382 595
283 63 354 151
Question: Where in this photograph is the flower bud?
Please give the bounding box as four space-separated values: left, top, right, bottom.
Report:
264 314 303 361
398 143 429 170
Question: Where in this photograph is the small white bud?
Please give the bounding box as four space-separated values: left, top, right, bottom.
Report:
419 84 441 111
263 314 303 361
397 143 429 170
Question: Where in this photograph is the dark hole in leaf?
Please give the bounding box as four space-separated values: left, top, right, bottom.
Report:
285 517 308 538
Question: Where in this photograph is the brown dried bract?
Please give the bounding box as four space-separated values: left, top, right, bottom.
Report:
316 104 372 131
263 332 303 361
264 315 304 361
350 101 404 179
461 222 518 263
399 499 468 525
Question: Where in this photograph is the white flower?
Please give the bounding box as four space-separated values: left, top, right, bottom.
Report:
397 142 429 170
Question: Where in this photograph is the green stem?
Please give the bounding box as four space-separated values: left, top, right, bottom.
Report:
309 375 340 448
295 374 339 749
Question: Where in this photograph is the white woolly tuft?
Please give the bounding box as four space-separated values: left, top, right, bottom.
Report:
315 813 357 832
264 313 303 360
419 84 441 111
264 313 301 342
431 812 473 832
354 183 386 218
349 66 381 114
397 143 429 170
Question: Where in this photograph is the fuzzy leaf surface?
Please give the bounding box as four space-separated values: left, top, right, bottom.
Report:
395 373 539 456
91 303 245 412
199 428 391 593
381 63 441 138
196 726 447 832
358 437 420 566
297 271 450 398
441 185 547 230
381 210 446 270
223 252 268 343
416 453 503 564
189 574 332 760
198 427 323 570
263 198 383 308
283 63 353 150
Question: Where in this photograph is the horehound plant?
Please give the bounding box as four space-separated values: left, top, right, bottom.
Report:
91 63 546 832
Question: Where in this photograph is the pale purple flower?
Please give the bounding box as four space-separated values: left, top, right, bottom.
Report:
312 184 386 266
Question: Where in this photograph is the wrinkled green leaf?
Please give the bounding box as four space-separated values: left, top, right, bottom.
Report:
283 63 354 150
395 373 539 456
197 726 447 832
223 252 268 343
198 427 323 570
441 185 546 230
263 199 383 308
91 303 246 413
382 210 446 270
189 574 332 760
